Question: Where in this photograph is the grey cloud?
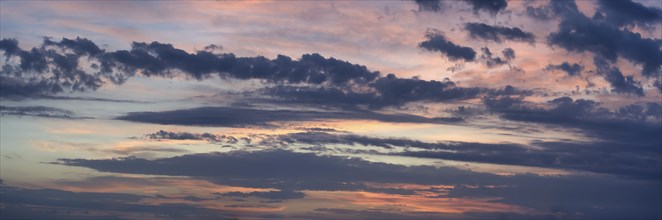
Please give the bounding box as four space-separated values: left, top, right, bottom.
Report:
525 6 552 21
465 23 535 43
53 149 662 219
594 56 644 96
419 30 476 62
545 62 583 76
462 0 507 15
413 0 442 12
146 130 243 144
414 0 507 15
0 105 89 119
0 185 229 219
483 96 661 158
0 38 380 99
221 190 305 200
273 131 660 180
546 1 661 77
2 37 489 110
479 47 507 67
116 106 463 128
261 73 483 109
502 48 515 60
595 0 662 28
203 44 222 51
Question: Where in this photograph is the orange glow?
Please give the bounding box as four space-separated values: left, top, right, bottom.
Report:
305 190 535 214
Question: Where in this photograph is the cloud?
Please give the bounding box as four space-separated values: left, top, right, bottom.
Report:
0 105 89 119
462 0 507 15
479 47 507 67
501 48 515 60
269 130 661 180
413 0 442 12
202 44 223 52
0 37 381 99
546 1 662 77
465 23 535 43
593 56 644 96
1 37 489 109
145 130 244 144
116 106 463 127
595 0 662 28
483 96 661 158
525 6 552 21
55 150 505 191
261 73 483 109
544 62 583 76
0 185 228 219
221 190 305 200
419 30 476 62
53 149 662 219
654 80 662 92
104 146 189 156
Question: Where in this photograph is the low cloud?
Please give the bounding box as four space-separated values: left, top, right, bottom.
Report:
544 62 583 76
0 105 89 119
53 149 662 219
419 30 476 62
465 23 535 43
116 106 463 127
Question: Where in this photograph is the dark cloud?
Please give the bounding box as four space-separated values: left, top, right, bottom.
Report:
483 96 661 158
53 149 662 219
654 80 662 93
221 190 305 200
479 47 507 67
146 130 242 144
462 0 507 14
413 0 442 12
0 105 89 119
501 48 515 60
544 62 583 76
0 185 228 219
594 56 644 96
136 126 662 181
0 39 20 57
400 139 661 181
2 37 488 110
595 0 662 28
419 30 476 62
415 0 508 15
0 37 382 99
55 149 504 190
465 23 535 43
35 95 149 103
546 1 662 77
109 42 381 84
116 106 463 127
203 44 222 51
525 6 552 21
446 175 662 220
267 131 661 180
0 38 119 99
312 208 478 220
43 37 104 56
261 74 483 109
104 146 189 156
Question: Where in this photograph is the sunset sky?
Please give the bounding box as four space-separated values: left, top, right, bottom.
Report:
1 0 661 219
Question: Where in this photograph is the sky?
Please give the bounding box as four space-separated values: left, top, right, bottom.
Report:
0 0 661 219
